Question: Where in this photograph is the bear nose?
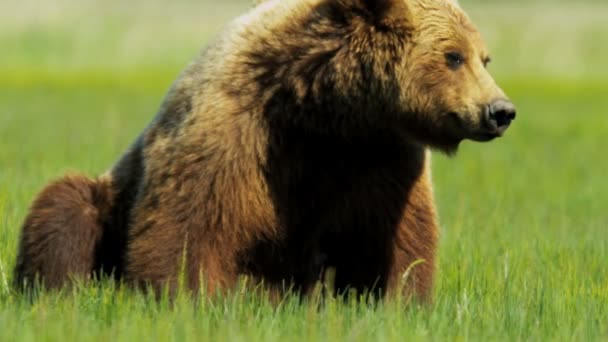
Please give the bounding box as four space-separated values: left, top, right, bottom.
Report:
488 99 516 135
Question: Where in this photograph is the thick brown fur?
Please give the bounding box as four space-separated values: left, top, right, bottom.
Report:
13 174 113 290
13 0 514 302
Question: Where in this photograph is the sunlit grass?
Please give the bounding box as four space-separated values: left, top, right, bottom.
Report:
1 1 607 340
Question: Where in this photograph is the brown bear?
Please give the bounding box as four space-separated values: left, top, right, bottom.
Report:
13 0 515 302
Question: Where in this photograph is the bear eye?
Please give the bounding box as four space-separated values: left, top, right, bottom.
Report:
445 52 465 70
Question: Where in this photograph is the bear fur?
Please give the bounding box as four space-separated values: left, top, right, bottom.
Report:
14 0 515 302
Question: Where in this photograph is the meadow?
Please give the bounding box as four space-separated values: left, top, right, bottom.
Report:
1 0 607 340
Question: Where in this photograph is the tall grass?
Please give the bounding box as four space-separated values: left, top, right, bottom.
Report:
0 1 607 340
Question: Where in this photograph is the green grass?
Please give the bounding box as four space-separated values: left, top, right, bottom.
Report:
1 1 607 340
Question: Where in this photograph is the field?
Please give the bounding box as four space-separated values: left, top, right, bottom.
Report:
1 0 607 340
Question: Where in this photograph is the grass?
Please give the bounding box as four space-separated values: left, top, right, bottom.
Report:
1 0 607 340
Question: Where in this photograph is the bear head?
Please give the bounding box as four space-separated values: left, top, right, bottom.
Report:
240 0 516 153
389 0 517 152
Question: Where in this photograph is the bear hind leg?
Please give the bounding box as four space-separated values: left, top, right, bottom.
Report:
13 174 114 291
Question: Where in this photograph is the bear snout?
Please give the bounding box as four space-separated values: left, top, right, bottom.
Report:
485 99 516 137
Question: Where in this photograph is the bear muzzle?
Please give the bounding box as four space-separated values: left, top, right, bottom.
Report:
471 99 516 141
488 99 517 135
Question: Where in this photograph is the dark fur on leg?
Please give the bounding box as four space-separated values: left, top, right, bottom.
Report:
13 174 113 291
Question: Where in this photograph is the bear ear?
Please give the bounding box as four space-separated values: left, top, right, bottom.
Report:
359 0 412 28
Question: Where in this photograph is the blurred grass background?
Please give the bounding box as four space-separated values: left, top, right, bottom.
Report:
0 0 607 340
2 0 608 79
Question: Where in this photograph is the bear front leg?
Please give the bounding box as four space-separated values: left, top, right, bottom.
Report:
124 205 242 298
385 166 439 303
322 215 438 303
321 229 393 300
123 165 278 298
385 220 438 303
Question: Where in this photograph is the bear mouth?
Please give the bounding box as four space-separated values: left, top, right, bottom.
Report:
447 112 501 142
470 132 500 142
